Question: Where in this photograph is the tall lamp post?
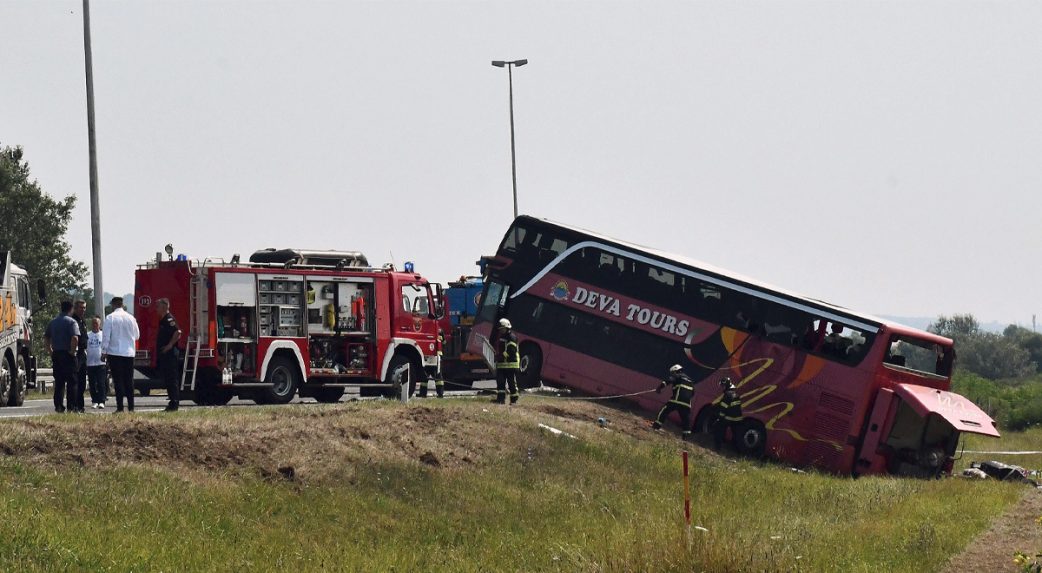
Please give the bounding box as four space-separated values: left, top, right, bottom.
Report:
491 59 527 220
83 0 104 317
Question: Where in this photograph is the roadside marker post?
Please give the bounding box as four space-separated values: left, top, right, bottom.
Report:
400 367 410 404
682 450 691 548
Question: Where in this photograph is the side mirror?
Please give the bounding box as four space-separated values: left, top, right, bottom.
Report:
36 279 46 302
433 283 445 319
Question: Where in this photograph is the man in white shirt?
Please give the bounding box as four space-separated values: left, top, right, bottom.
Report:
86 317 107 408
101 297 140 412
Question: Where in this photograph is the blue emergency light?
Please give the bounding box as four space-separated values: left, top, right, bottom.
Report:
404 261 415 273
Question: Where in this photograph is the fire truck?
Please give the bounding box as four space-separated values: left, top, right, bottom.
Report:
134 248 444 405
0 252 39 407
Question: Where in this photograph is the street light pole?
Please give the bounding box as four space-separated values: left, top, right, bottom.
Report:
491 59 528 220
82 0 104 317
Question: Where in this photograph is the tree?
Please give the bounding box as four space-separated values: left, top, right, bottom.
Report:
928 313 1036 380
1004 325 1042 374
0 144 88 365
929 314 980 343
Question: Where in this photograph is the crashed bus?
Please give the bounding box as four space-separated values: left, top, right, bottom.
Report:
468 216 999 477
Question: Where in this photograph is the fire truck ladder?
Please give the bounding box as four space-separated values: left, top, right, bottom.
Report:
181 274 208 392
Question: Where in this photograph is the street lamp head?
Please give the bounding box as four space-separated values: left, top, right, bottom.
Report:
491 60 506 67
513 59 528 67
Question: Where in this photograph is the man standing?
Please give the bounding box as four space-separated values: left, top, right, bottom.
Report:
43 300 79 413
155 298 181 412
86 317 107 408
652 364 696 438
70 299 89 413
102 297 139 412
714 377 744 451
418 329 445 398
492 318 519 405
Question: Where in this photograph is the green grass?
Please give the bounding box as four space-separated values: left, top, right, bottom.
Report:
0 403 1024 572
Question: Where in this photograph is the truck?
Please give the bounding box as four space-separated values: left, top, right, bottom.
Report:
0 252 39 407
134 248 444 404
438 276 492 386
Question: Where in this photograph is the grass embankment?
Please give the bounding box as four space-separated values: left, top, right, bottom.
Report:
0 399 1024 572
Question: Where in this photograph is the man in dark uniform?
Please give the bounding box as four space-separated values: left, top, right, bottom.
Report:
44 300 79 413
70 299 89 413
652 364 696 438
155 298 182 412
714 377 744 451
492 318 519 405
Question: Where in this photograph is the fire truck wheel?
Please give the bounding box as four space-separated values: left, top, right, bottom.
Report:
0 355 11 407
314 387 345 403
735 421 767 458
8 354 26 407
262 356 300 404
517 343 543 389
384 353 418 398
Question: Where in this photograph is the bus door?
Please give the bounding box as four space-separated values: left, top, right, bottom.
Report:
466 280 510 369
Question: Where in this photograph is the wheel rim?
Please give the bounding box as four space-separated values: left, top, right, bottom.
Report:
742 428 764 449
13 357 24 402
519 355 530 374
0 359 10 400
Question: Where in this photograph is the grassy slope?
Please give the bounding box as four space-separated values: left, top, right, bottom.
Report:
0 399 1025 572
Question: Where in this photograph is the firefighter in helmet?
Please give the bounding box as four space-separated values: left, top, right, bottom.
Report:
652 364 696 438
418 329 445 398
492 318 520 404
714 377 744 451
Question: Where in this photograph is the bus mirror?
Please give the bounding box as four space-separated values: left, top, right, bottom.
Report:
36 279 46 302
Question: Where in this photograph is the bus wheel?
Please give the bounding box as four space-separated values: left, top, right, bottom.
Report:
314 387 345 403
736 421 767 458
262 356 300 405
694 406 719 434
517 343 542 389
8 354 26 407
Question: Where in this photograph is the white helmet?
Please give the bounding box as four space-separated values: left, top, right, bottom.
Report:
498 318 512 329
669 364 683 374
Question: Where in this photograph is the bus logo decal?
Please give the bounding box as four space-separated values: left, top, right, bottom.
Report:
550 281 570 301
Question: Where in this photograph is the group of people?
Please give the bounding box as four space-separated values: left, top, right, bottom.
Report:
43 296 182 413
652 364 744 451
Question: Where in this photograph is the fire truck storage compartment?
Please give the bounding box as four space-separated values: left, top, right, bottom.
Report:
215 272 258 375
258 277 305 337
305 279 372 335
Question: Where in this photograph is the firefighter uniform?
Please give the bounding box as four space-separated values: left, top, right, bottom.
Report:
493 321 519 404
419 332 445 398
652 365 696 437
156 311 181 411
714 379 744 451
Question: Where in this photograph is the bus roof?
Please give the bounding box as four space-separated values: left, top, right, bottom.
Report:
515 215 948 343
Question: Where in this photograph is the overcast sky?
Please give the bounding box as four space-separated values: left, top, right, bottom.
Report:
2 0 1040 326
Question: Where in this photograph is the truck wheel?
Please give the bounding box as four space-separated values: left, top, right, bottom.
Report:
8 354 26 407
383 353 417 398
517 343 542 389
314 387 345 404
0 356 12 407
262 356 299 404
735 420 767 458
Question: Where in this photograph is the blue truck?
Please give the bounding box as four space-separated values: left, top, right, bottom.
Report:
439 276 492 385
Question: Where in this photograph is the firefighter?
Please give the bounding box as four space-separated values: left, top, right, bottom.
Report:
155 298 182 412
419 330 445 398
492 318 519 405
652 364 696 438
714 377 744 451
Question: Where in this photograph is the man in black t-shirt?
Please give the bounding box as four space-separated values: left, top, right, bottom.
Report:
155 298 182 412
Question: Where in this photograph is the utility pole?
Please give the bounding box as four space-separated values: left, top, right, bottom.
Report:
83 0 104 317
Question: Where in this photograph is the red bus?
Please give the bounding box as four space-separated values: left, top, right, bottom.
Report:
468 216 998 477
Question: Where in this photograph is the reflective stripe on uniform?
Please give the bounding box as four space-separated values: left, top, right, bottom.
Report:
668 400 691 408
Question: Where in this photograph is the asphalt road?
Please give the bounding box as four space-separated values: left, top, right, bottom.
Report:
0 380 497 419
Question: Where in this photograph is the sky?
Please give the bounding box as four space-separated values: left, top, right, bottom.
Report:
1 0 1040 327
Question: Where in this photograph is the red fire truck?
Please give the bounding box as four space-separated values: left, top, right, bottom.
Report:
134 248 444 405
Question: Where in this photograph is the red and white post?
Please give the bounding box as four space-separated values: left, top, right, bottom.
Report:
682 450 692 547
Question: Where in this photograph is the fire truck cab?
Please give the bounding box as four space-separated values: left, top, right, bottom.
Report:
134 248 443 405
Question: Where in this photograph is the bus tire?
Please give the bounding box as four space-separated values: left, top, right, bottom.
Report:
8 354 26 407
314 387 345 403
383 353 418 398
262 355 300 404
517 343 543 389
735 420 767 458
694 406 719 434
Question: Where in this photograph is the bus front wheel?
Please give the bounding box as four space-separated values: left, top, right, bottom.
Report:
517 343 542 389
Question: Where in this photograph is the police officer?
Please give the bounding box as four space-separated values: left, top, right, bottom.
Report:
652 364 696 438
155 298 182 412
71 299 89 413
714 377 743 451
418 330 445 398
492 318 519 405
